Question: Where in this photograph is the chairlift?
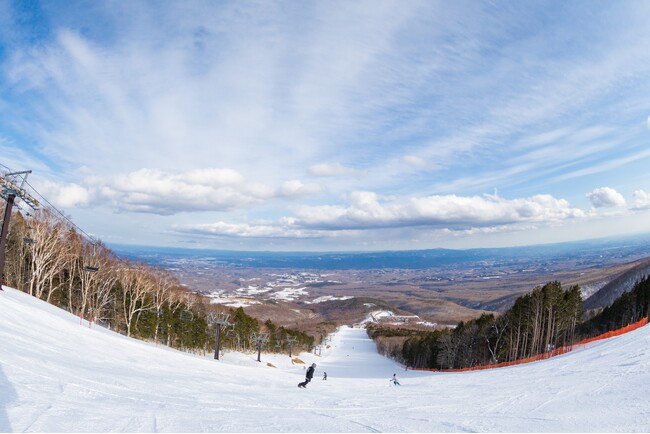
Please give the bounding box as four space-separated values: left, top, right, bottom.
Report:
23 237 35 245
82 266 100 272
208 312 231 325
180 310 194 321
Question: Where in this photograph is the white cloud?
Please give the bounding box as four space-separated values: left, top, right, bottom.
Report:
96 169 258 214
173 191 587 240
175 220 323 239
104 170 324 214
308 163 358 177
279 180 323 197
586 187 627 208
34 168 322 215
632 189 650 210
402 155 427 167
37 180 92 209
184 168 245 186
288 191 585 231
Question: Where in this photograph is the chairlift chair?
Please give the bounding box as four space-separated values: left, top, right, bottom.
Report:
180 310 194 321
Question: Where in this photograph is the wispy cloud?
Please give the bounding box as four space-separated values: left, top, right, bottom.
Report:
307 162 360 178
402 155 427 168
2 1 650 249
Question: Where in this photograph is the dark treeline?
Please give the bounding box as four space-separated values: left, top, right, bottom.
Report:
372 276 650 370
4 209 317 356
370 281 583 369
580 275 650 336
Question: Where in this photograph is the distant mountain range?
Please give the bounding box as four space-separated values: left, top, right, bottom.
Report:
109 233 650 270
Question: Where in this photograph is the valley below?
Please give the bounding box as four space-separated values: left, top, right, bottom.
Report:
112 235 650 329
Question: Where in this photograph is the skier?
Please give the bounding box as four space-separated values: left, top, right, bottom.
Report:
298 363 316 388
322 372 327 380
390 373 401 386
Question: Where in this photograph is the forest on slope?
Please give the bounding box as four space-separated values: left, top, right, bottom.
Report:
370 276 650 370
3 209 324 356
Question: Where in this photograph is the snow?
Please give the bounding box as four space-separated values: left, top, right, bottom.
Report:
2 285 650 432
303 295 353 304
270 286 308 301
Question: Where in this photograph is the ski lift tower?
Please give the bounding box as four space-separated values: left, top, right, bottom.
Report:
252 333 269 362
286 336 297 358
208 312 232 360
0 170 40 287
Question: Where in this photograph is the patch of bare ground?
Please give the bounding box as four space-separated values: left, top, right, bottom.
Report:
243 302 319 327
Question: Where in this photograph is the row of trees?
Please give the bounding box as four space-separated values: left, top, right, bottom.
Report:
4 208 314 356
580 275 650 336
370 281 583 370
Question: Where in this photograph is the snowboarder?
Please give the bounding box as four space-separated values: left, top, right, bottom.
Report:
322 372 327 380
390 373 401 386
298 363 316 388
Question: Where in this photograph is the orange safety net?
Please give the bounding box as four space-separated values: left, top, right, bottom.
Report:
409 316 648 373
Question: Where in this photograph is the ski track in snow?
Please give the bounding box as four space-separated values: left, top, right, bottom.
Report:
2 286 650 432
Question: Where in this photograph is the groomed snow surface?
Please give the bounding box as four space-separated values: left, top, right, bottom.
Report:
1 286 650 432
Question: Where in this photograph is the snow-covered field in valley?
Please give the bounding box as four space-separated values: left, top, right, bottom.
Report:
1 285 650 432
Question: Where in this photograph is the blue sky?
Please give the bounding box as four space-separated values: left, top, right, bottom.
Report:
1 0 650 251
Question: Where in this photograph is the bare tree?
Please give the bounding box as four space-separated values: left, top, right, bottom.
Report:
63 230 83 309
117 262 155 337
487 316 508 364
149 267 179 343
77 241 118 323
26 209 74 300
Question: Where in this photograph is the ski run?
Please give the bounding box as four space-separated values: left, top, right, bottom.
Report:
1 285 650 432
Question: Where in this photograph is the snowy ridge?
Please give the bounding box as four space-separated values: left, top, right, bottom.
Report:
2 286 650 432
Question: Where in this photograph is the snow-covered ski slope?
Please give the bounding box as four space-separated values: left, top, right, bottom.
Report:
2 286 650 433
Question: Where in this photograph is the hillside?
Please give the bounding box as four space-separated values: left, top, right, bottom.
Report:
583 257 650 311
2 285 650 432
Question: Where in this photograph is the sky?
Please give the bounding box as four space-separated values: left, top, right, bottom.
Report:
2 285 650 432
1 0 650 251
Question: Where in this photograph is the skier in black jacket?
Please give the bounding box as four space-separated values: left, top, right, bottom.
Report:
298 363 316 388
